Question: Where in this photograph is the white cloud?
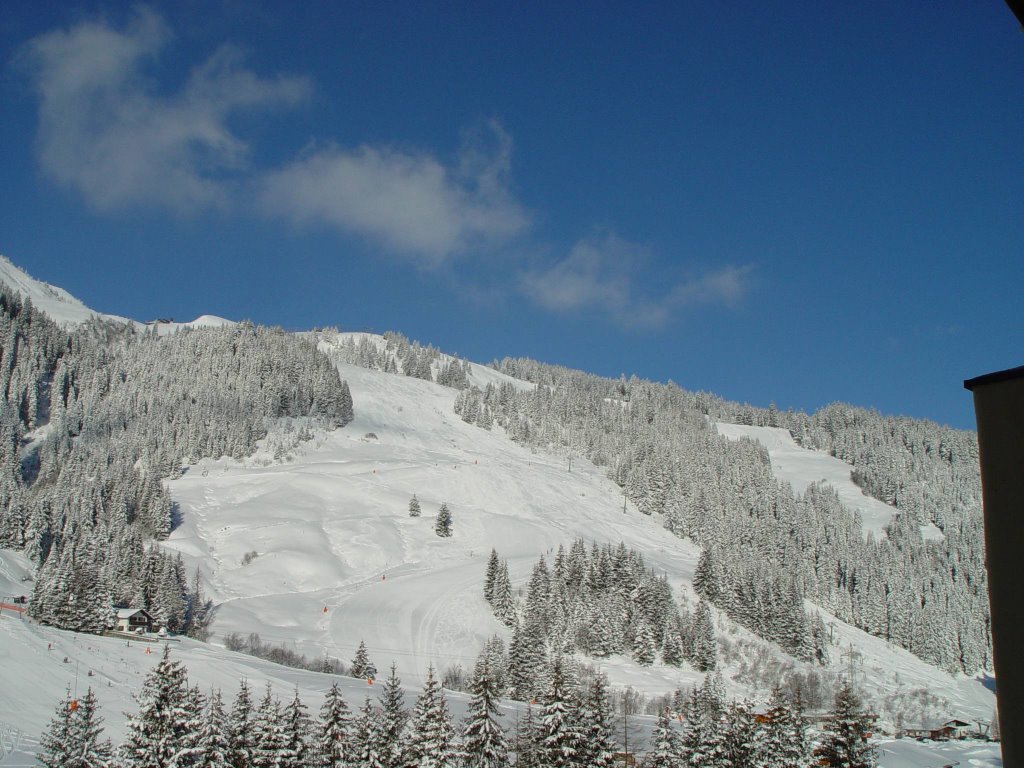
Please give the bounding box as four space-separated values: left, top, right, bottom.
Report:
520 233 751 328
20 7 309 214
259 120 529 266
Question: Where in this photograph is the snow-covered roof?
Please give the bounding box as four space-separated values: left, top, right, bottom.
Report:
902 717 973 732
115 608 152 619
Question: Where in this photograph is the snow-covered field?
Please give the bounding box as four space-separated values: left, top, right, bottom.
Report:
2 614 998 767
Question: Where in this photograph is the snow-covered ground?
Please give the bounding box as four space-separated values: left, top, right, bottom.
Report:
875 738 1002 768
0 342 996 754
0 253 233 334
0 260 997 763
165 353 702 691
0 615 539 765
715 422 943 541
151 314 236 335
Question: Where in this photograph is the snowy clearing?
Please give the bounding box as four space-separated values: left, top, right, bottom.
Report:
715 422 943 542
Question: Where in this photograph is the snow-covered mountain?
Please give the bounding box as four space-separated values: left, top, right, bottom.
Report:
0 255 137 327
0 253 233 331
0 257 996 765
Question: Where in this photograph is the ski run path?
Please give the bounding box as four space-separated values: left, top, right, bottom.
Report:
0 328 998 766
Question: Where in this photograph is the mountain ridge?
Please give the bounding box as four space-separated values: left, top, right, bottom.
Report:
0 255 994 751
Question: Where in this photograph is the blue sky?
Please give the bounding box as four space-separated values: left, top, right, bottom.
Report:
1 2 1021 430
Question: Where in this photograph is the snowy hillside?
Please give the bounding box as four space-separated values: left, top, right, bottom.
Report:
0 258 997 764
0 616 999 767
0 254 136 327
715 423 944 541
163 348 702 691
159 342 992 721
0 254 233 332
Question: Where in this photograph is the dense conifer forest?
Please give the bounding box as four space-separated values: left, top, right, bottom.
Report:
0 287 353 635
447 358 989 674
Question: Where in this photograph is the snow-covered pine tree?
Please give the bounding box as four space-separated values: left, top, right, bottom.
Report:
120 645 194 768
351 640 374 679
281 687 313 768
226 679 255 768
353 696 386 768
39 686 114 768
461 661 509 768
409 494 422 517
722 700 757 768
188 566 213 641
752 686 809 768
484 549 500 604
631 618 657 665
507 616 547 702
491 561 516 628
536 656 585 768
692 548 719 603
407 665 457 768
679 674 728 768
194 688 230 768
513 703 540 768
691 601 717 672
435 503 453 537
314 682 353 768
378 663 409 768
181 685 209 765
71 687 116 768
37 688 75 768
660 624 684 667
251 683 287 768
814 682 876 768
577 672 617 768
645 708 682 768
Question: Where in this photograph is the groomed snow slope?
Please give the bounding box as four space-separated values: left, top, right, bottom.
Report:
715 422 943 541
165 354 702 693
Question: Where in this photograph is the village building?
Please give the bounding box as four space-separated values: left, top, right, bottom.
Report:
114 607 155 634
900 718 976 741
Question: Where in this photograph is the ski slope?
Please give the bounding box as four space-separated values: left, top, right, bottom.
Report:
715 422 944 541
165 348 703 690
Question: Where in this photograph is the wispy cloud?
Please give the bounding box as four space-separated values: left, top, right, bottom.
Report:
520 233 751 328
20 7 309 214
259 120 529 266
19 10 752 324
